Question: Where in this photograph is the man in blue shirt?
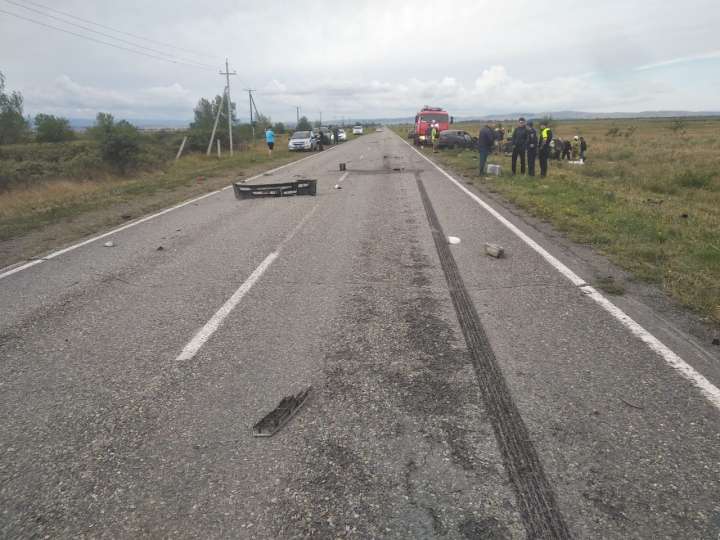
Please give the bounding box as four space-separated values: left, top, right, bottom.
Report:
265 127 275 157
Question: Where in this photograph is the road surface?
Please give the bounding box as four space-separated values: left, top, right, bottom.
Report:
1 130 719 538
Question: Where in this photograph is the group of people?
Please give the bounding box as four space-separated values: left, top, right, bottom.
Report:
477 118 587 178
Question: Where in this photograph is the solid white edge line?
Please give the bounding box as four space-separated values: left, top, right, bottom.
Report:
175 203 319 362
400 135 720 411
0 147 336 281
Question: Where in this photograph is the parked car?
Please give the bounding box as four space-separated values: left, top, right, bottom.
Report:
438 129 476 150
352 125 364 135
337 129 347 141
288 130 318 151
313 126 335 144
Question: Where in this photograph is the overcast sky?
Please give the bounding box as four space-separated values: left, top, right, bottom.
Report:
1 0 719 123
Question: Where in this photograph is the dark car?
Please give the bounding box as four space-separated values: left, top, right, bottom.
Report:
438 130 476 150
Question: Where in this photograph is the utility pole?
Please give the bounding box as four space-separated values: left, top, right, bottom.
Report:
245 89 256 142
206 90 225 156
296 106 300 126
319 111 322 126
220 58 237 156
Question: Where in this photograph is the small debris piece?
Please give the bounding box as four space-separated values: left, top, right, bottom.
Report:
620 397 644 410
334 184 342 189
156 246 164 251
121 214 132 220
485 164 501 176
447 236 461 245
103 241 115 248
712 338 719 346
339 163 346 171
484 243 504 258
253 387 312 437
681 213 689 219
392 167 402 171
196 176 205 183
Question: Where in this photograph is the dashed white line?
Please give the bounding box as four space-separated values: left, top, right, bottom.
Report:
0 148 335 281
401 135 720 412
338 171 350 183
175 204 318 362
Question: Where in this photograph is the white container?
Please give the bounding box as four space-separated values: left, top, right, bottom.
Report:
486 164 502 176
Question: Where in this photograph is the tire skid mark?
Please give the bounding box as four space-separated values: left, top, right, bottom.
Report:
415 172 572 539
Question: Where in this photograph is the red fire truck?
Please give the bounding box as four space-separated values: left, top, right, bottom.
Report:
413 106 452 145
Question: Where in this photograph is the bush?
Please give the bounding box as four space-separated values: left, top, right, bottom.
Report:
88 113 141 173
34 114 75 143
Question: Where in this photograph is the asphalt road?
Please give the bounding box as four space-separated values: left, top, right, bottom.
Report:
1 130 719 539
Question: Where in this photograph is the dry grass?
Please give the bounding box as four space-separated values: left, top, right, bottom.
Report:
394 118 720 324
0 136 302 243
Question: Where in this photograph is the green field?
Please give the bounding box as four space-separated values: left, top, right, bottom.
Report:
394 118 720 324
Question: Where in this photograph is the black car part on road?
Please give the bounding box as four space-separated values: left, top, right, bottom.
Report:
233 179 317 199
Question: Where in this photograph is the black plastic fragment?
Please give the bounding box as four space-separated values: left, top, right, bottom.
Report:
233 179 317 199
253 386 312 437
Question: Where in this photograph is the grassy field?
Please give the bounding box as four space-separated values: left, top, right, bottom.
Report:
393 118 720 324
0 133 316 264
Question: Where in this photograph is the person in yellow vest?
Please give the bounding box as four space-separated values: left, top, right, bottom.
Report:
571 136 580 160
431 122 440 153
538 122 553 177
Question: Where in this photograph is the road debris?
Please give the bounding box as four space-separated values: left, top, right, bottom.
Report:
103 241 115 248
334 184 342 190
484 243 504 258
486 164 502 176
339 163 346 171
447 236 461 245
233 179 317 199
156 246 164 251
253 387 312 437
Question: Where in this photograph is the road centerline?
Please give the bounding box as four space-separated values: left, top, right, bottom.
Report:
175 203 319 362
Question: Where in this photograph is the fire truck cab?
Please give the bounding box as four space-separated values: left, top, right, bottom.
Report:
414 106 452 146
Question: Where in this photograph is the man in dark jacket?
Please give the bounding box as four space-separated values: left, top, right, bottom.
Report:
478 122 495 176
561 139 572 160
511 117 528 175
526 120 538 176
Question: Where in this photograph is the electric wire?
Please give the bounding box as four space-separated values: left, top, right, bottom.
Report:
3 0 217 69
0 8 217 71
18 0 214 61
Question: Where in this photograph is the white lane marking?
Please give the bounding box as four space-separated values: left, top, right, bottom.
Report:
175 204 318 362
0 149 334 281
338 171 350 183
400 136 720 411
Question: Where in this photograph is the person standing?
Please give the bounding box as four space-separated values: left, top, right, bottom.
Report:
538 122 553 177
265 126 275 157
333 126 340 145
579 136 587 161
477 122 495 176
511 117 528 175
561 139 572 160
526 121 538 176
431 122 440 153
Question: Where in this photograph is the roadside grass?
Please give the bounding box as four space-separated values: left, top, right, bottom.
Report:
0 134 306 246
393 118 720 324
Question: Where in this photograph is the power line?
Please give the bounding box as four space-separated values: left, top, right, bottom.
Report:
3 0 217 69
0 8 216 71
18 0 214 61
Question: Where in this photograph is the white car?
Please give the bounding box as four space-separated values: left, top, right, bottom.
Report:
352 125 363 135
337 129 347 141
288 130 317 151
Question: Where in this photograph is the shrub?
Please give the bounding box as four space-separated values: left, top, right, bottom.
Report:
88 113 141 173
34 114 75 143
